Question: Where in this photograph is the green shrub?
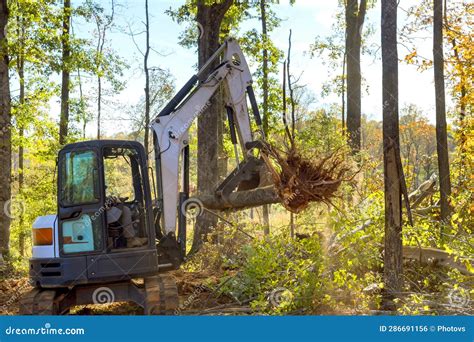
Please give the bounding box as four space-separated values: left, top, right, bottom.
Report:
220 233 325 314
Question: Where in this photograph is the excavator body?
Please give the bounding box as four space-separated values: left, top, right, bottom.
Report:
20 38 266 315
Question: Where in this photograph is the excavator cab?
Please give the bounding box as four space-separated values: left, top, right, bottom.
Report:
30 140 160 288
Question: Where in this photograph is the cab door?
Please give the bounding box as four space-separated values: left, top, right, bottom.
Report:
57 148 106 256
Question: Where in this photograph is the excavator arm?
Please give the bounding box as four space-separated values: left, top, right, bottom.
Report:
150 38 265 261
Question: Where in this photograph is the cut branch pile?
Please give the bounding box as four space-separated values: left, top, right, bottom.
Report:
261 143 353 213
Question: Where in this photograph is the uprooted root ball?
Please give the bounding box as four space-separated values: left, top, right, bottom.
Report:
262 144 352 213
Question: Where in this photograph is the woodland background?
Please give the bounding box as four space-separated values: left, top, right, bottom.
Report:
0 0 472 315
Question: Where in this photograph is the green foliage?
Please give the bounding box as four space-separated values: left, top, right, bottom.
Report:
220 233 325 314
7 0 62 74
166 1 252 49
297 106 347 155
5 0 128 268
9 113 58 271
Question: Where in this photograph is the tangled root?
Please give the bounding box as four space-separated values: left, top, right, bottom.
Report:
262 143 353 213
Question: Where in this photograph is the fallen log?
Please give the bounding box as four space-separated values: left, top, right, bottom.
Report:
197 186 281 210
402 245 472 275
407 174 437 209
412 204 440 216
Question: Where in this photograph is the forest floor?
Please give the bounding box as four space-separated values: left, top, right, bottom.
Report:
1 266 472 315
0 269 255 316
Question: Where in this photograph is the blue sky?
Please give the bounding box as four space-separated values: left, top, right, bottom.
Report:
69 0 446 138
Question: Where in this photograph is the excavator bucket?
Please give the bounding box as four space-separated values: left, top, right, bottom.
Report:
215 156 271 206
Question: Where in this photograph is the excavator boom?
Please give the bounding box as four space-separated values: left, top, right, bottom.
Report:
150 38 265 246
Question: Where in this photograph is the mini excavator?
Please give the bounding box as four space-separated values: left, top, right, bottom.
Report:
20 38 268 315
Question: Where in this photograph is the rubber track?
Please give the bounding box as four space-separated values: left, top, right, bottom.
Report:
19 288 58 315
144 274 178 315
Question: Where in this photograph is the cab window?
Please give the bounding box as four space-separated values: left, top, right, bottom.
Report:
59 150 100 206
104 148 136 202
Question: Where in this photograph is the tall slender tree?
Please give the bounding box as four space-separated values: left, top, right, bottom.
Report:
92 0 115 140
143 0 150 155
260 0 270 235
260 0 269 136
0 0 11 260
15 12 26 256
345 0 367 153
433 0 451 230
59 0 71 145
381 0 403 310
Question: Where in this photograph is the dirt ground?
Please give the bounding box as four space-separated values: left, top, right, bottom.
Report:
0 269 236 316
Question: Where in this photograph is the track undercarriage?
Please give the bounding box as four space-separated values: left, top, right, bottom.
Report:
19 274 178 315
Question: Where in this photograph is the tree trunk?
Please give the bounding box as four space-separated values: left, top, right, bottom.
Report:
341 49 346 131
144 0 150 155
260 0 269 135
97 76 101 139
59 0 71 145
345 0 366 153
95 3 114 141
444 0 467 161
192 0 233 252
18 131 24 256
0 0 11 259
381 0 403 311
262 204 270 235
290 212 295 238
17 20 25 257
78 70 86 138
260 0 270 235
433 0 451 231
